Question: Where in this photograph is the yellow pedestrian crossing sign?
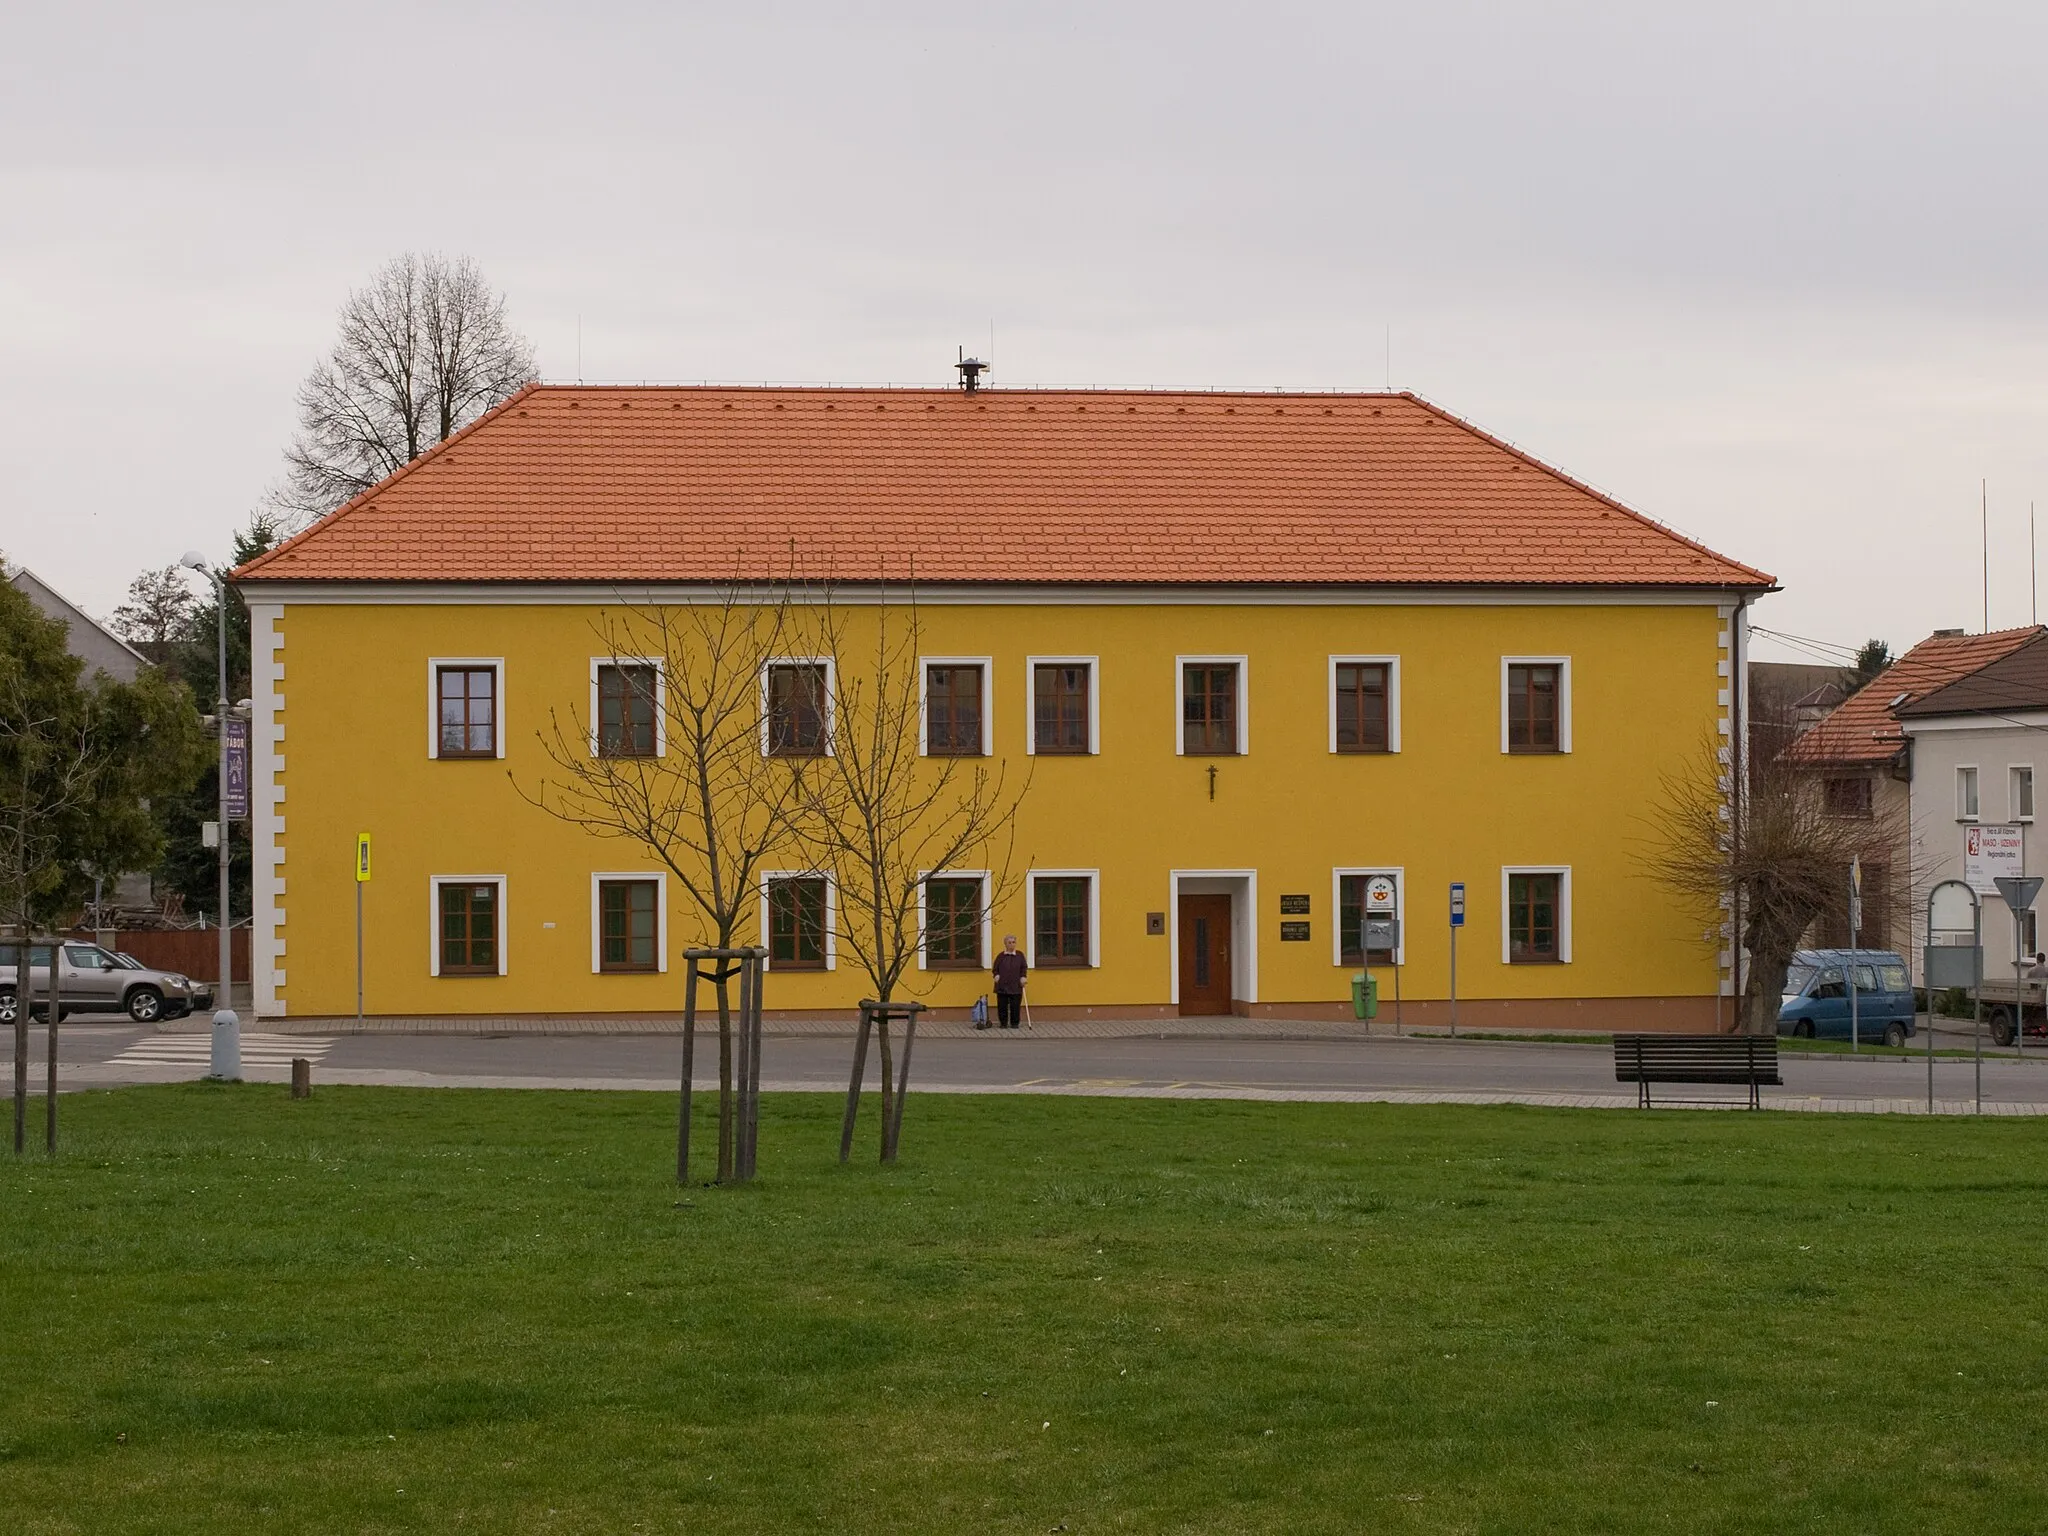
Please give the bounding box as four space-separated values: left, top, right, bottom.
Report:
355 833 372 883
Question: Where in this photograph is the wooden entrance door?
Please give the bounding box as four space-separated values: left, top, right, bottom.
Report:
1178 894 1233 1015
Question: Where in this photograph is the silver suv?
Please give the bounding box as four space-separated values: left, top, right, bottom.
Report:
0 941 212 1024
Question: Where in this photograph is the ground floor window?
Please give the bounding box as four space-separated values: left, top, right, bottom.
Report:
925 877 984 968
437 879 501 975
1337 873 1398 965
767 876 828 970
597 878 659 972
1034 876 1092 967
1507 871 1563 963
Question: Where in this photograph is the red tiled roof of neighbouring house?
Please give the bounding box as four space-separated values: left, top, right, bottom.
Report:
1895 630 2048 719
235 384 1775 589
1789 627 2045 765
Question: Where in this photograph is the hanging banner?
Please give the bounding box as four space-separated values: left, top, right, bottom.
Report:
223 717 251 820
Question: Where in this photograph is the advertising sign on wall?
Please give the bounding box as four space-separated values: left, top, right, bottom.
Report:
1964 823 2026 897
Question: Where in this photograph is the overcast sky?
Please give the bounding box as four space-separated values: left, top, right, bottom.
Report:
5 1 2044 665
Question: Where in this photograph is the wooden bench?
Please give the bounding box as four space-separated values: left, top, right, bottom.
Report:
1613 1034 1780 1109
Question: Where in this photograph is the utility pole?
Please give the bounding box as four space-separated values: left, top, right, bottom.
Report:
180 551 240 1078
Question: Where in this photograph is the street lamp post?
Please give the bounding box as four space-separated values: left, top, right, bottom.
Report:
180 551 239 1077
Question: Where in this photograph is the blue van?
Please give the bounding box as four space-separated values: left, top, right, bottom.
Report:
1777 949 1916 1045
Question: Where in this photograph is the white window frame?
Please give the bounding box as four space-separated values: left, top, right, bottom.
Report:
2012 764 2035 822
1957 764 1980 822
1025 656 1099 756
1175 655 1250 756
1501 865 1572 965
589 871 668 975
915 868 992 971
587 656 666 759
918 657 994 758
757 869 836 971
1027 867 1102 968
1331 866 1406 966
1500 656 1572 755
426 656 506 760
759 657 836 758
1328 656 1402 754
428 874 508 977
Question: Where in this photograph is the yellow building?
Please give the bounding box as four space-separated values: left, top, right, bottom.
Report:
235 383 1771 1028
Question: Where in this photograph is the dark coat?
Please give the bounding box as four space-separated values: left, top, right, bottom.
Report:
992 951 1028 994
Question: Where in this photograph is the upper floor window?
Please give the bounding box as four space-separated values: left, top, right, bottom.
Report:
595 662 659 758
1031 659 1094 755
1823 776 1873 819
1331 658 1396 753
1180 659 1244 756
1957 766 1980 821
1503 658 1569 754
924 662 988 757
766 875 829 970
764 662 830 758
434 662 501 759
2014 765 2035 821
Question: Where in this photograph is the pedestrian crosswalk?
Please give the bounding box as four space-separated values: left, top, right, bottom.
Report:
106 1034 335 1072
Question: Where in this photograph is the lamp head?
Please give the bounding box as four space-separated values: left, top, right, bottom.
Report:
179 551 208 571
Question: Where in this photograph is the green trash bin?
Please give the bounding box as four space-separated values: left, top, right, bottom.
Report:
1351 973 1379 1020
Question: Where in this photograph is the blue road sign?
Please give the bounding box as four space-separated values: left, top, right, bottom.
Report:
1449 881 1466 927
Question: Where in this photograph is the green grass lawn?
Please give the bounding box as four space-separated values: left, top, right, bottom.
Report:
5 1088 2048 1533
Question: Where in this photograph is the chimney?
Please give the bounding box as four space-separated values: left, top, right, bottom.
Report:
955 348 988 393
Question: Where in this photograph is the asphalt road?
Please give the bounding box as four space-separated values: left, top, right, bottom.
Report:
18 1017 2048 1110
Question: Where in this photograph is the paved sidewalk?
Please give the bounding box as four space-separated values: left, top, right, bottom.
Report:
165 1013 1393 1041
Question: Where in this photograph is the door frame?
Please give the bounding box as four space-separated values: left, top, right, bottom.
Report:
1168 869 1258 1009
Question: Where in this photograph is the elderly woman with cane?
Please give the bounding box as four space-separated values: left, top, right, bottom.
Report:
992 934 1028 1029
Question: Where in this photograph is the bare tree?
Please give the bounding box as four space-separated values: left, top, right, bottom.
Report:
1648 726 1905 1034
108 566 200 663
276 253 537 526
789 586 1030 1155
516 584 809 1182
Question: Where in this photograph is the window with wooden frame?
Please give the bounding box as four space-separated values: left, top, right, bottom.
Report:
597 878 659 972
1333 663 1391 753
1181 662 1240 755
596 663 659 758
925 664 986 757
1505 663 1561 753
438 881 500 975
436 666 498 758
1337 873 1397 965
1507 872 1562 963
1822 775 1873 819
924 877 984 968
1033 663 1091 754
765 663 829 757
1033 876 1091 967
767 876 828 969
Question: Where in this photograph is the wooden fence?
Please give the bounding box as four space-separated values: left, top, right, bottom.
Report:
63 928 250 983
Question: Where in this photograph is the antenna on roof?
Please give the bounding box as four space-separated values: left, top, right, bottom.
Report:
956 346 988 393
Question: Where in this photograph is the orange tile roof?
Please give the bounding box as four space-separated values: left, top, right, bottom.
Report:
236 384 1774 590
1788 626 2044 766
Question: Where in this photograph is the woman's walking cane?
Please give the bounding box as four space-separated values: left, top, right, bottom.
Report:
1022 987 1032 1030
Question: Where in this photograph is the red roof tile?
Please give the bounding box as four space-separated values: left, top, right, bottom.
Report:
236 384 1773 589
1789 627 2044 765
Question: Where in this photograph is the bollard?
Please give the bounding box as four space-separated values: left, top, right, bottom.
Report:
291 1057 310 1099
209 1009 242 1081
